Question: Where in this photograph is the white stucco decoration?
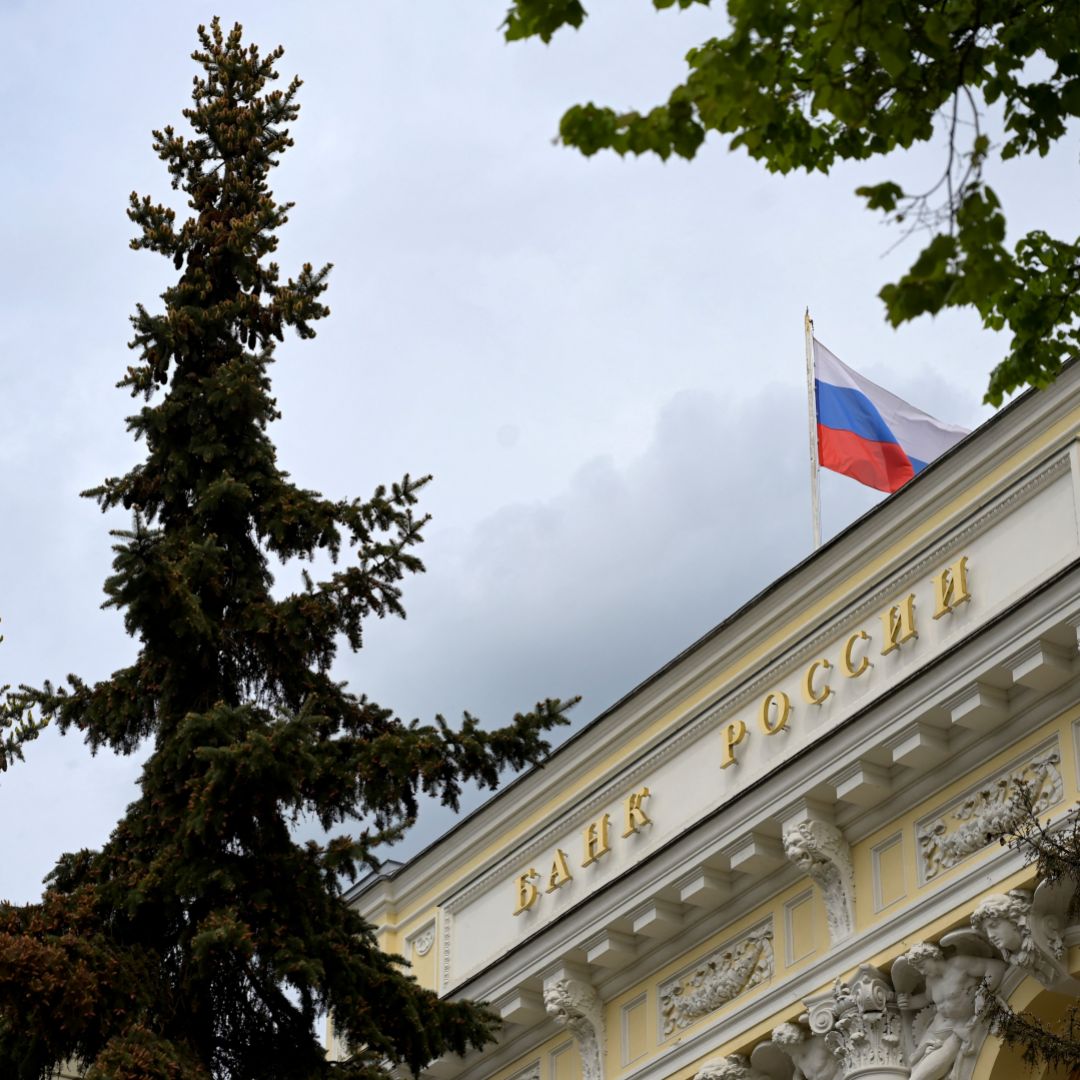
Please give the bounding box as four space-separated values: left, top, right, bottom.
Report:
892 933 1007 1080
916 743 1063 882
971 880 1080 994
783 820 856 944
411 924 435 958
543 972 604 1080
659 921 774 1037
695 1053 769 1080
751 1021 841 1080
806 964 906 1079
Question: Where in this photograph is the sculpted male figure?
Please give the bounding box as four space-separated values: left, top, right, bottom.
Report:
766 1022 840 1080
893 942 1006 1080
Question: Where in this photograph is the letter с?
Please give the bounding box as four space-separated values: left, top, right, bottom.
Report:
842 630 871 678
802 659 832 705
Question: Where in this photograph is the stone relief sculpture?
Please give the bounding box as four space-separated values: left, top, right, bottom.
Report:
970 880 1080 994
891 934 1006 1080
543 973 604 1080
917 747 1062 881
410 924 435 958
750 1021 841 1080
660 924 774 1036
783 820 856 944
695 1053 770 1080
714 868 1080 1080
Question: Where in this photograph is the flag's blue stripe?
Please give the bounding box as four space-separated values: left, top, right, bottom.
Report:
815 380 900 448
910 456 928 474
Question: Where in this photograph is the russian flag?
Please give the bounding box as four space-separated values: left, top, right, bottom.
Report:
814 339 968 493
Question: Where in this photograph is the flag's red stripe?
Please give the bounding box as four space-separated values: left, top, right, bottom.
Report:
818 424 914 493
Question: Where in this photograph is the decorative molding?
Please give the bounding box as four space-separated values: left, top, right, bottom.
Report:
782 820 855 944
871 832 906 914
915 737 1063 884
507 1063 540 1080
409 921 436 958
783 889 816 967
439 909 453 993
658 920 773 1039
620 993 648 1067
543 971 604 1080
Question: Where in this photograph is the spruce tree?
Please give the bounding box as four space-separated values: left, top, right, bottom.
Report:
0 20 572 1079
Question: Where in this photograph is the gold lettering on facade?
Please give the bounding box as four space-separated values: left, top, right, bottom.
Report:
802 659 833 705
880 593 917 656
841 630 871 677
513 869 540 915
932 555 971 619
721 719 748 768
759 691 791 735
581 813 612 867
512 785 657 913
546 848 573 892
622 787 652 837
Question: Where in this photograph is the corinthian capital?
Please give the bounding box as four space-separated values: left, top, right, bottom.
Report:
806 965 906 1079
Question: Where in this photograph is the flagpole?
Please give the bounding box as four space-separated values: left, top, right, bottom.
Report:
804 308 822 550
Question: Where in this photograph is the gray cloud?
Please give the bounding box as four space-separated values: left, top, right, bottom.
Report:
349 381 886 855
0 1 1068 897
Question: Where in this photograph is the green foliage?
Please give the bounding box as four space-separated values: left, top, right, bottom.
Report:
504 0 1080 405
982 794 1080 1071
0 622 47 773
0 20 574 1079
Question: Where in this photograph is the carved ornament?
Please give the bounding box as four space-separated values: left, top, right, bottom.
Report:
917 744 1063 882
543 972 604 1080
659 922 774 1038
783 820 856 944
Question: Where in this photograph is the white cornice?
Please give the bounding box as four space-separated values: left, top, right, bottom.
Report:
440 574 1080 1003
354 418 1080 925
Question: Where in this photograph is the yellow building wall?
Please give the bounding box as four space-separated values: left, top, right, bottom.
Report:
488 703 1080 1080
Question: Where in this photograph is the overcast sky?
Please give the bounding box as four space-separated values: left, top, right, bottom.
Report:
1 2 1076 904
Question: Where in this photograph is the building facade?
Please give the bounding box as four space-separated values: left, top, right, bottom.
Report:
345 365 1080 1080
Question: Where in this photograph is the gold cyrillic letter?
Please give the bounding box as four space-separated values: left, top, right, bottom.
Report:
842 630 871 677
547 849 573 892
622 787 652 837
513 869 540 915
581 813 611 867
880 593 917 655
721 719 748 768
759 691 791 735
932 555 971 619
802 659 833 705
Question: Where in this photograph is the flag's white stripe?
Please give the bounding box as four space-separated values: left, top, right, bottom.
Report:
813 339 968 464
